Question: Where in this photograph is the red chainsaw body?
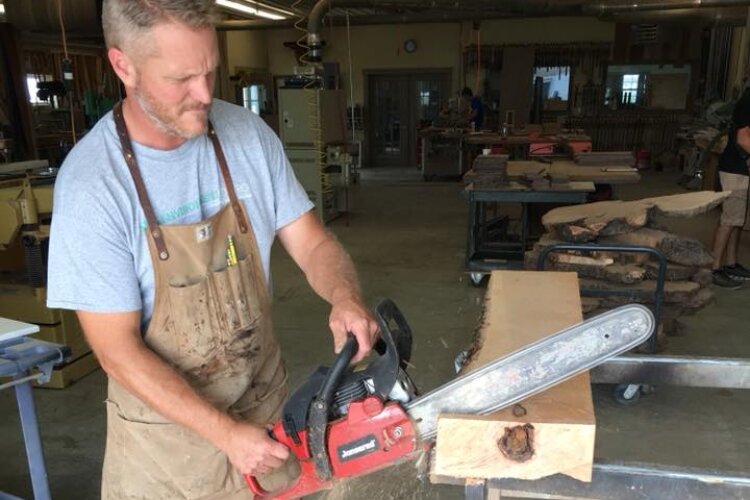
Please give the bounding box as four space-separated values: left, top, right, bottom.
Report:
245 396 417 499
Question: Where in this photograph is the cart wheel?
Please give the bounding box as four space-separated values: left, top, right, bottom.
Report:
469 272 486 287
613 384 641 406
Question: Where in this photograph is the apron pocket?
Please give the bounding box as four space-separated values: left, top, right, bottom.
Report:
237 256 263 322
168 276 222 371
103 400 241 499
211 261 260 333
210 267 243 333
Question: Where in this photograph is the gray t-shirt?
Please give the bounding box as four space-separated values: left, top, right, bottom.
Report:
47 99 313 325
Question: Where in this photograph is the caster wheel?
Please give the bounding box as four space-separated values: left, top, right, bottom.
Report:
469 272 487 287
613 383 641 406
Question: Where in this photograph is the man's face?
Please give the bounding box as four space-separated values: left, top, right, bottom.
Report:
130 23 219 139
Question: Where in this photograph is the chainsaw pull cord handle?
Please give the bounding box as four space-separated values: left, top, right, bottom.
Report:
309 333 358 481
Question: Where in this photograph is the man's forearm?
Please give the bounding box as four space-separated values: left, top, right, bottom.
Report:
303 237 362 305
101 342 235 450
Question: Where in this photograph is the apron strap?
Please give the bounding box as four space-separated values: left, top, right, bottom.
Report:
207 123 249 234
113 101 170 261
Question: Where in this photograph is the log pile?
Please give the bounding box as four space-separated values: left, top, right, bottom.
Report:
524 191 731 348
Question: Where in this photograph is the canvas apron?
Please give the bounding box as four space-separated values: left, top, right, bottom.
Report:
101 102 297 499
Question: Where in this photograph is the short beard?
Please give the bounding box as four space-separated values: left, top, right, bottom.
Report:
133 78 208 140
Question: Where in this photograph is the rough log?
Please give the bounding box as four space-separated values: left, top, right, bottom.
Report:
645 261 699 281
579 278 700 304
600 227 713 267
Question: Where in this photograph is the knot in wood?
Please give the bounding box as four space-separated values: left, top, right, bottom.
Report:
498 424 534 462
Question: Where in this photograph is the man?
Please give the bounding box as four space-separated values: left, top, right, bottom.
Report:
461 86 484 130
711 85 750 288
46 1 379 498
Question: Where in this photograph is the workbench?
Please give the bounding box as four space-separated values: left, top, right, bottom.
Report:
0 317 70 500
463 181 594 281
420 130 464 180
505 160 641 184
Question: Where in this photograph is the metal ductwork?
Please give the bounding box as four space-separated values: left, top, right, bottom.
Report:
586 0 750 15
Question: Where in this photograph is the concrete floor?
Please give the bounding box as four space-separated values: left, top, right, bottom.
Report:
1 167 749 499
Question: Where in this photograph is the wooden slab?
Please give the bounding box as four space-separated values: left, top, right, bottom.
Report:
542 191 730 242
434 271 595 482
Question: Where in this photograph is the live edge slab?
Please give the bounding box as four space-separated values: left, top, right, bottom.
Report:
432 271 596 483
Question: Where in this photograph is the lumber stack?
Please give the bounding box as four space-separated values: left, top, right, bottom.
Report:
574 151 635 167
525 191 731 344
463 154 510 188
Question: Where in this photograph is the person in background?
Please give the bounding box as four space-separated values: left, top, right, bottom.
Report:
711 85 750 288
461 86 484 130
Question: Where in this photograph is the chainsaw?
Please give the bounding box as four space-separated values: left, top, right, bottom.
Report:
245 299 653 499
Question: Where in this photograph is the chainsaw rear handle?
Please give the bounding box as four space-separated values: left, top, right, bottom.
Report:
245 334 358 498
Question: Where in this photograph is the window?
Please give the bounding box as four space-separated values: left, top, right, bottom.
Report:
26 74 55 106
532 66 571 101
242 84 266 115
622 74 639 104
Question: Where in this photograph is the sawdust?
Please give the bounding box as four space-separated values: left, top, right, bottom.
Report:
319 450 448 500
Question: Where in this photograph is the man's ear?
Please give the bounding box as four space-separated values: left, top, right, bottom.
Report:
108 47 137 88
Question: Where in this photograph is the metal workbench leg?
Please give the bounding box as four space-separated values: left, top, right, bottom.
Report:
14 376 51 500
520 202 529 254
466 200 478 269
465 479 489 500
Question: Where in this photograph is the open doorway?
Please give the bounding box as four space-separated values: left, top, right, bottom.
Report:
365 70 450 168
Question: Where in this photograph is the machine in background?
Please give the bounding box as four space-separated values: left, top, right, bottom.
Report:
0 162 97 388
277 86 354 223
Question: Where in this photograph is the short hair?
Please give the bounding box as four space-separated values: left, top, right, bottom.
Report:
461 87 473 97
102 0 219 53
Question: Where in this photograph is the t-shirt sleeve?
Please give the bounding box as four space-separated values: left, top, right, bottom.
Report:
46 188 142 313
260 126 314 231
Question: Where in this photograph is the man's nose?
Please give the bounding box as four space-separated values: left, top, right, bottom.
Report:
191 75 213 105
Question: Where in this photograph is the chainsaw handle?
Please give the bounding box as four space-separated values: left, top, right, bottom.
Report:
319 333 358 405
245 474 269 497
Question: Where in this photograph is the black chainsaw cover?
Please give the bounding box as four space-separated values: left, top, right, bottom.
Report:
280 299 413 443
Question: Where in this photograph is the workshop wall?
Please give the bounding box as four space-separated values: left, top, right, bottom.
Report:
475 17 614 45
224 17 617 108
264 22 463 104
225 30 268 73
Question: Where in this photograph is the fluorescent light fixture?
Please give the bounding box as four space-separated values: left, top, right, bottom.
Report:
0 4 5 15
216 0 287 20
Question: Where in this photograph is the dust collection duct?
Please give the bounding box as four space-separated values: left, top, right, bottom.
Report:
217 0 750 31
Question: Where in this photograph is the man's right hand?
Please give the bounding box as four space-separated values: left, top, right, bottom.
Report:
221 421 290 476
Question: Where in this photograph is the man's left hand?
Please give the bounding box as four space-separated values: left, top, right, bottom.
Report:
329 297 379 363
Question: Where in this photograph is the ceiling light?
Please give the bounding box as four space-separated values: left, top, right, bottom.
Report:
0 5 5 15
216 0 286 20
245 0 295 17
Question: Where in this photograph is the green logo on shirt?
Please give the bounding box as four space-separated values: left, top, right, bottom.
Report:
139 190 220 229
